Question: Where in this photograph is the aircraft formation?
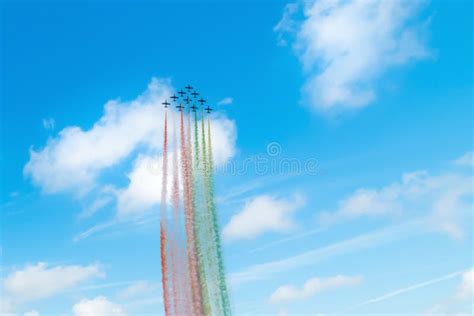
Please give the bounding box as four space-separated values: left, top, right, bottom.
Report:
158 83 231 316
162 85 213 114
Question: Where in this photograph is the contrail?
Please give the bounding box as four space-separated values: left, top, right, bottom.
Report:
342 269 467 313
248 227 325 254
230 220 424 286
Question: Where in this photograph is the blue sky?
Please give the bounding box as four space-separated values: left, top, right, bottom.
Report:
1 0 473 315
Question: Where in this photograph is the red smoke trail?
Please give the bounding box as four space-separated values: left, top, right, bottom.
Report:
182 110 194 314
160 225 171 316
159 113 171 316
180 111 204 315
171 116 181 315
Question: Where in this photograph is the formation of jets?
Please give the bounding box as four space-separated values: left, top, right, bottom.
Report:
162 84 213 114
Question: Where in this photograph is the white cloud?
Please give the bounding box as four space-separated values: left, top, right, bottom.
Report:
454 151 474 168
73 296 126 316
0 297 16 314
42 118 55 131
3 262 103 303
217 97 233 105
204 114 237 166
456 268 473 300
24 311 40 316
25 78 171 194
116 154 164 216
319 155 473 239
222 194 305 241
117 281 157 300
276 0 430 111
270 275 362 303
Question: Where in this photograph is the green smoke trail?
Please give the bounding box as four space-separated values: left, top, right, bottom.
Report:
199 111 223 315
200 112 233 315
205 118 232 316
192 110 212 315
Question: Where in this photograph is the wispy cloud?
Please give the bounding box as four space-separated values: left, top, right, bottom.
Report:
73 213 160 242
318 153 473 239
454 151 474 168
229 220 423 285
269 274 363 303
248 227 325 254
274 2 300 46
42 118 55 131
216 175 293 207
217 97 233 105
117 281 158 300
79 194 114 219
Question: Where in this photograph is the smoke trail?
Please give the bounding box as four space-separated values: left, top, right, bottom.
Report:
206 118 232 315
180 111 204 315
171 115 181 315
200 112 224 315
159 113 171 316
170 111 192 316
193 111 212 316
159 94 232 315
185 113 206 315
180 111 194 315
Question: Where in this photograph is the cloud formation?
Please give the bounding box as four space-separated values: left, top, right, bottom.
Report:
24 78 237 218
319 153 473 239
269 275 362 303
25 78 171 194
223 194 305 241
275 0 431 112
